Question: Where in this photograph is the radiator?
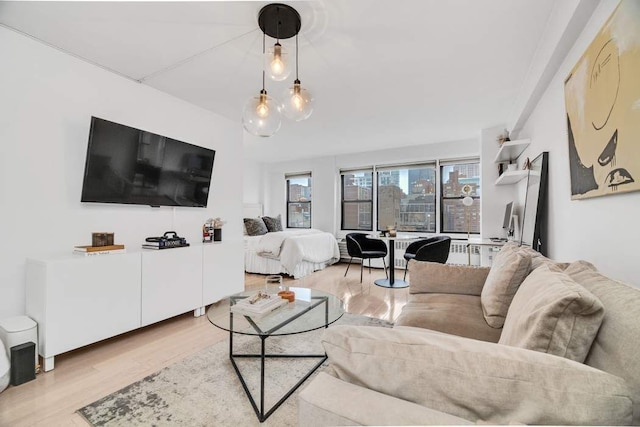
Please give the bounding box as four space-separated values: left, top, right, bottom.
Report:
338 238 485 268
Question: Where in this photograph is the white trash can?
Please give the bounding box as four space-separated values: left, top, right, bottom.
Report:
0 340 9 393
0 316 38 372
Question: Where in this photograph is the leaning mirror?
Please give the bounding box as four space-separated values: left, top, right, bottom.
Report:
520 152 549 255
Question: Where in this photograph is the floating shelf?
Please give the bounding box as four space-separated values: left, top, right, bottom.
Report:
495 170 528 185
494 139 530 163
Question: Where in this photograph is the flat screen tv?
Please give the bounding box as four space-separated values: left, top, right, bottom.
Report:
81 117 215 207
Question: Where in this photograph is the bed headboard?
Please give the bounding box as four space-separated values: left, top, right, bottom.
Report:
243 203 263 218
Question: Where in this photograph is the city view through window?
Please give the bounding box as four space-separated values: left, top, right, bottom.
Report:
287 176 311 228
341 161 480 234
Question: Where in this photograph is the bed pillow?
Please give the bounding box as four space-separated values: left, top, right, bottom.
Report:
244 217 268 236
499 264 605 363
262 215 283 232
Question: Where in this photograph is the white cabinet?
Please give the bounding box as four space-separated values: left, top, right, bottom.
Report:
26 253 142 371
202 240 244 306
26 240 243 371
141 246 203 326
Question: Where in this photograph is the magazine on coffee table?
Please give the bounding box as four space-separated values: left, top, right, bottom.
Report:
230 292 288 319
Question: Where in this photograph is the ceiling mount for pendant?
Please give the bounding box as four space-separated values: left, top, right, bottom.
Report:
258 3 301 40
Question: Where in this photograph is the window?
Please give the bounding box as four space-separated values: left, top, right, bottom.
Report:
286 173 312 228
341 169 373 230
441 161 480 234
376 164 436 232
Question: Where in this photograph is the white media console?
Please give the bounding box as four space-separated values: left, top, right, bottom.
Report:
26 241 243 371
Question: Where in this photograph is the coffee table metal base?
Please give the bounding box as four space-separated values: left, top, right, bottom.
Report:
228 294 331 422
374 278 410 288
229 338 326 422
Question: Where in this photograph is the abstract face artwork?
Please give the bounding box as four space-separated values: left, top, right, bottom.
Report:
564 0 640 199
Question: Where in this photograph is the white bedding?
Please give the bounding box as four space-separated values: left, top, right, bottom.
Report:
244 229 340 279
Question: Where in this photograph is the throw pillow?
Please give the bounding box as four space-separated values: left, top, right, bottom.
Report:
262 214 283 232
480 244 531 328
322 325 631 425
499 264 605 363
243 217 268 236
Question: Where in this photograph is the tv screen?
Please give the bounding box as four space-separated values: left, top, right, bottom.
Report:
81 117 215 207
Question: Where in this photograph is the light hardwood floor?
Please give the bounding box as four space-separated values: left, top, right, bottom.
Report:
0 263 405 427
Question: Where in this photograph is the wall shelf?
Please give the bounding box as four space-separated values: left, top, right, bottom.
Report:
495 170 528 185
494 139 530 163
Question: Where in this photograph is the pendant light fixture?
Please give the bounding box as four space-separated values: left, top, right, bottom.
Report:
281 33 314 121
243 3 312 137
242 32 282 137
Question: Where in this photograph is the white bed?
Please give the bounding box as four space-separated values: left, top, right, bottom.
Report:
243 204 339 279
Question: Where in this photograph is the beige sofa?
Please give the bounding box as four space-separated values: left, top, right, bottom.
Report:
299 243 640 425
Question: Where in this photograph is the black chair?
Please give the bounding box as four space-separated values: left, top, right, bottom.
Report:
403 236 451 280
344 233 388 283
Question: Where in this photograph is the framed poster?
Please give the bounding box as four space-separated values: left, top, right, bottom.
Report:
564 0 640 200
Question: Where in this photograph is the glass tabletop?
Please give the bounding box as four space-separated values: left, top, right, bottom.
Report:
207 287 345 336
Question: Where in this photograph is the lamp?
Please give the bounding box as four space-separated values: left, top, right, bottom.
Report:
241 33 282 137
281 33 314 121
461 184 474 239
242 3 313 137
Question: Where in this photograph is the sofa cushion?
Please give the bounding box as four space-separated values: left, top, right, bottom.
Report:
408 261 490 296
299 371 472 426
564 260 640 425
322 325 632 425
499 264 604 363
480 243 531 328
395 293 501 343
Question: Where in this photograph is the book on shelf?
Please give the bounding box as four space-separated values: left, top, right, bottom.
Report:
74 244 125 252
73 248 126 256
230 293 288 319
141 243 190 250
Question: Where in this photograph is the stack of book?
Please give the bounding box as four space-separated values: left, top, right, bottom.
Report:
73 244 126 256
231 293 288 319
141 241 190 250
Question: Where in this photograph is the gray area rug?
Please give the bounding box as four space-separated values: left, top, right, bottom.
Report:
78 313 392 426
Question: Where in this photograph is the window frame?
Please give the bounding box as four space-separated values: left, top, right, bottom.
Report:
375 163 437 233
440 160 481 235
338 158 481 237
286 173 312 229
340 169 374 231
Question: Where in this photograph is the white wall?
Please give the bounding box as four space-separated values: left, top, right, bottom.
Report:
480 125 519 239
0 27 244 318
243 158 263 204
513 0 640 286
258 138 478 235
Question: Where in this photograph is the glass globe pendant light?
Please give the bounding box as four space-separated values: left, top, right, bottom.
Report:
242 33 281 137
281 34 314 121
265 41 291 81
242 88 281 137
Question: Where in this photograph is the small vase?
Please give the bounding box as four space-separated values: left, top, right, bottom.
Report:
213 228 222 242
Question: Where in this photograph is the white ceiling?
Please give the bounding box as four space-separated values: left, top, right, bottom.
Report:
0 0 558 162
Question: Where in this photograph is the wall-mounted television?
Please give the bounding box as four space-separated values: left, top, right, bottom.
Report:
81 117 215 208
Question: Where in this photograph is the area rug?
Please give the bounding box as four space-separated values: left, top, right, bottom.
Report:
78 313 392 426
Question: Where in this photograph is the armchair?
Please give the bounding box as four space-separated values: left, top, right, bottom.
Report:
403 236 451 280
344 233 388 283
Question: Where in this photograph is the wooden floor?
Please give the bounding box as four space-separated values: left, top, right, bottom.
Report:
0 263 405 427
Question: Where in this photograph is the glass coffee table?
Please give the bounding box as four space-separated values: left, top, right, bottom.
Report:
207 287 345 422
